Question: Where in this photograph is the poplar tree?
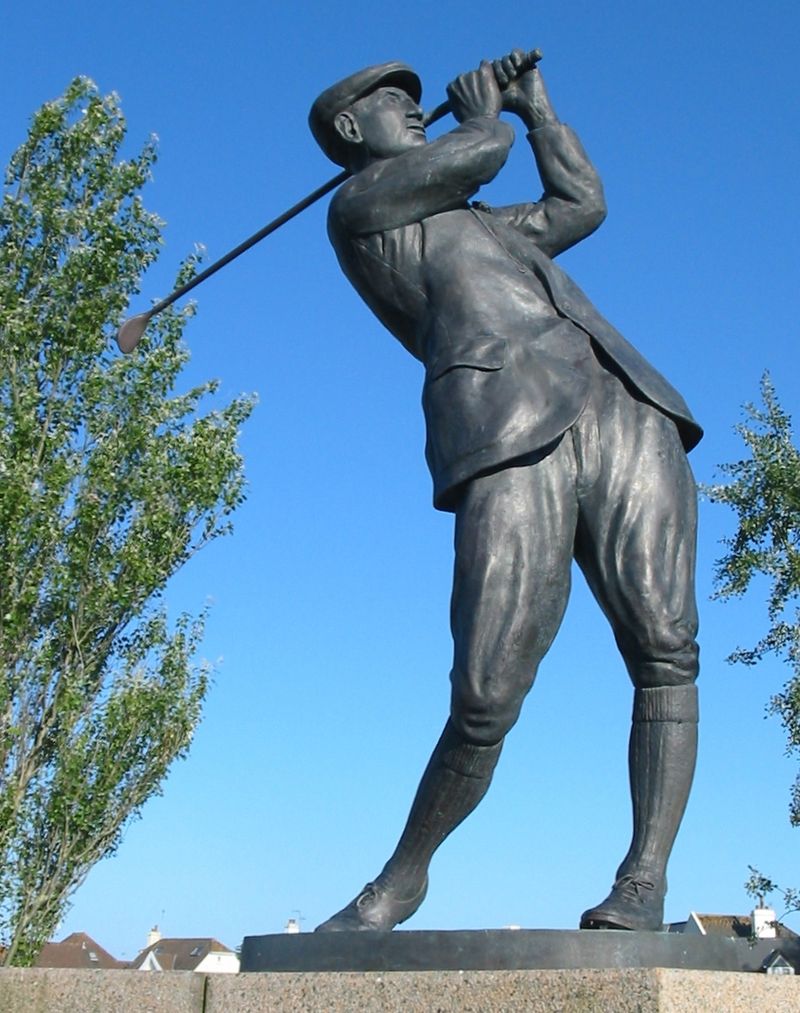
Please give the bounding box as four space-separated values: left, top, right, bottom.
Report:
0 78 254 964
707 374 800 824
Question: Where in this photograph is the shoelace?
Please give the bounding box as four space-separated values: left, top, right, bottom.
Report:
615 875 655 903
356 883 378 908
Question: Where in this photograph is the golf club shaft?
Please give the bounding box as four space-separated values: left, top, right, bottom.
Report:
120 49 542 347
145 169 349 319
144 95 461 319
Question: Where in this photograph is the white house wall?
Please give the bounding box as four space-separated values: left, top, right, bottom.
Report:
195 951 240 974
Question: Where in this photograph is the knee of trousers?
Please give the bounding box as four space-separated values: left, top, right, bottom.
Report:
621 628 700 690
448 665 529 746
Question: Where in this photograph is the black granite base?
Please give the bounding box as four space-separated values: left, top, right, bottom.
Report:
239 928 800 974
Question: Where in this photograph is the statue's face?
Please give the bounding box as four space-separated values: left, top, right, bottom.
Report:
349 86 426 159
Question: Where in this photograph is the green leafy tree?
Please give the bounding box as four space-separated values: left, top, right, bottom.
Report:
745 866 800 926
0 78 254 964
706 373 800 823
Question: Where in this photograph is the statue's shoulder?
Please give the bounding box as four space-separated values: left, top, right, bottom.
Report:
328 159 397 235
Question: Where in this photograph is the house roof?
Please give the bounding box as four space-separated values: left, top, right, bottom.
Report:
34 932 124 969
764 951 794 968
131 937 234 971
691 913 799 940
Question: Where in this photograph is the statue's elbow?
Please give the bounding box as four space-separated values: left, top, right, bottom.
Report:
478 141 513 184
480 121 515 178
584 185 607 234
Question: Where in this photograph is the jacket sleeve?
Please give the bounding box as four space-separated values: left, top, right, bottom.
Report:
488 122 607 258
330 117 515 236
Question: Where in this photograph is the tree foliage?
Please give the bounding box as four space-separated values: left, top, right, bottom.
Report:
706 374 800 823
745 865 800 923
0 78 255 964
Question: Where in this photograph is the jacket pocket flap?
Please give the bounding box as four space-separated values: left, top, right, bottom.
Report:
427 335 507 381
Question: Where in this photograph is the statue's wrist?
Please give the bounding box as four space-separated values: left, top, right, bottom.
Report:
526 111 558 131
514 103 556 131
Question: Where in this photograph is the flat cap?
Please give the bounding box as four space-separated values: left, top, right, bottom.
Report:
309 61 422 167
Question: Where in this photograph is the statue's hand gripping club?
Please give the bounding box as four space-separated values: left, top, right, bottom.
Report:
116 48 542 354
425 48 543 127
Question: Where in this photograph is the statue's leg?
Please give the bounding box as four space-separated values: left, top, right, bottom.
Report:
574 368 699 931
316 442 577 932
315 719 502 932
579 685 698 930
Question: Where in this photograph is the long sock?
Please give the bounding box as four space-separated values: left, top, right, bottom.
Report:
617 684 698 887
379 720 503 895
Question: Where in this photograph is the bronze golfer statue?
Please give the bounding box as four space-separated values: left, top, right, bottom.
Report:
310 48 701 933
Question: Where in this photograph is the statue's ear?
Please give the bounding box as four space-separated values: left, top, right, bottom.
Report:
334 110 362 145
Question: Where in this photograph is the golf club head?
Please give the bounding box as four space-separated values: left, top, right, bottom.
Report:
116 312 151 353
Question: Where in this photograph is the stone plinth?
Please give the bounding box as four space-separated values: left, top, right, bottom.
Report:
0 967 798 1012
206 969 799 1012
0 967 204 1013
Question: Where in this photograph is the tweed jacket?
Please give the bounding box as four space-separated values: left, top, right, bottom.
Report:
328 115 702 511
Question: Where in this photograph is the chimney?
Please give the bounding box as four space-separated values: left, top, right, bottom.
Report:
147 925 162 948
752 904 777 939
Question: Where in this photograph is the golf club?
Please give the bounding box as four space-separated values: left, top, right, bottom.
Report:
117 49 542 353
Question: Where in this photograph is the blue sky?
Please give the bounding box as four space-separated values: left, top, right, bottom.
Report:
2 1 799 959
